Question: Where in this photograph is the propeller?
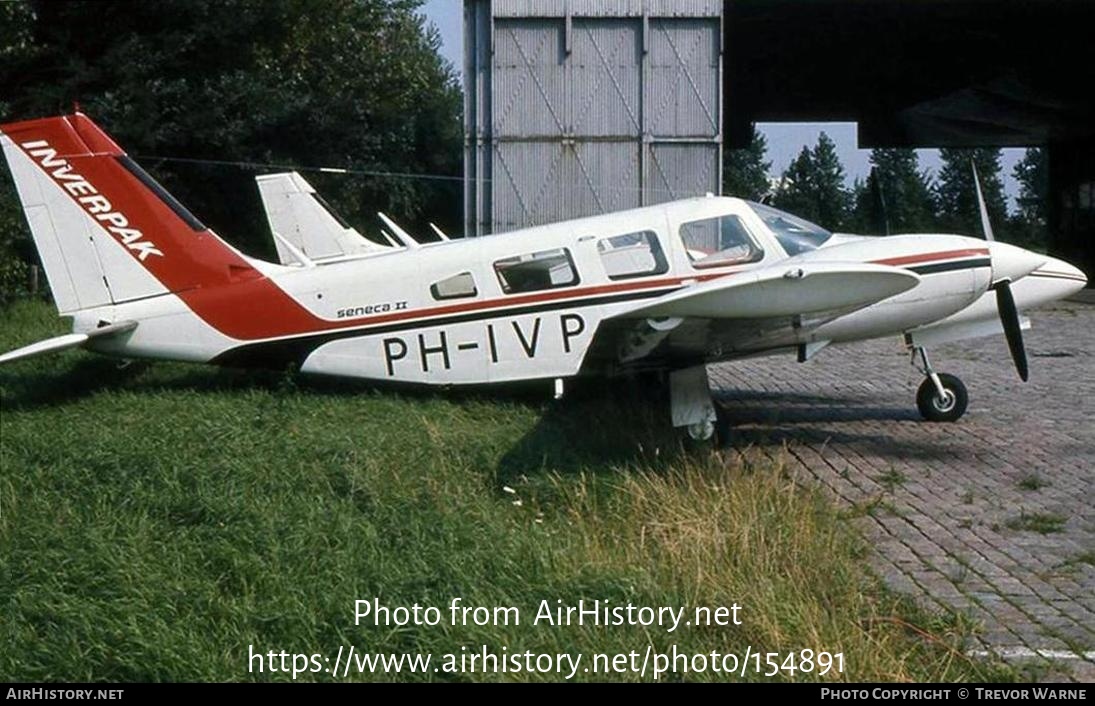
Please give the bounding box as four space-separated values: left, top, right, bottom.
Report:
992 279 1029 381
974 159 1029 381
971 159 995 242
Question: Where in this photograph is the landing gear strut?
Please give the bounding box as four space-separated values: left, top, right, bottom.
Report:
911 347 968 422
670 365 730 446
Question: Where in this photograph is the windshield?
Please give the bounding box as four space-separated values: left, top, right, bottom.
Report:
747 202 832 256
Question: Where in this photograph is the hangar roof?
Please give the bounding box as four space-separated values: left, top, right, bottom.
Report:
723 0 1095 148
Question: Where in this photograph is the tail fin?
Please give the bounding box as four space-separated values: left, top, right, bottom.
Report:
255 171 388 265
0 112 259 313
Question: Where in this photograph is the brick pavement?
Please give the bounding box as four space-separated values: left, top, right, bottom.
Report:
709 301 1094 680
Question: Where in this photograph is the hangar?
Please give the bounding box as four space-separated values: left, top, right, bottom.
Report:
463 0 1093 282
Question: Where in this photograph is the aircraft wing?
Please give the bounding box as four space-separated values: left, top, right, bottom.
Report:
597 262 919 364
618 262 918 320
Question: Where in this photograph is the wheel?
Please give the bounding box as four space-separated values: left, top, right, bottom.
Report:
686 418 715 442
916 374 968 422
682 408 733 448
713 405 732 448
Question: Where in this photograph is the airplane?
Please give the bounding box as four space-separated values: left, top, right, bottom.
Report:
0 112 1087 444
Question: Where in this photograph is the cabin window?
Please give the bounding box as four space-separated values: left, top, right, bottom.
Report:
679 215 763 268
494 248 579 294
597 230 669 280
430 271 478 300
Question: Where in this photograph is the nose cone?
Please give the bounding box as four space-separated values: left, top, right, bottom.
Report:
1038 257 1088 296
990 241 1046 283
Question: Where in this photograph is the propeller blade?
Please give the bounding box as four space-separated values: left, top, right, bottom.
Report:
994 280 1029 381
972 159 995 242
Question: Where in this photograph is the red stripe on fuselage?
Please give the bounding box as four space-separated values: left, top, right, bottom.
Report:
179 269 733 342
871 248 989 267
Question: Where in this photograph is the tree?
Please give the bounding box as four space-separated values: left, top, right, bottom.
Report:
772 132 851 230
1008 147 1049 250
723 125 771 201
0 1 37 302
933 147 1008 238
850 148 935 234
0 0 463 302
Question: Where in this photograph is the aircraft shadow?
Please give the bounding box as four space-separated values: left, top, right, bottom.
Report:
720 424 959 463
717 400 921 424
495 385 686 484
4 360 952 468
0 358 151 412
0 358 552 413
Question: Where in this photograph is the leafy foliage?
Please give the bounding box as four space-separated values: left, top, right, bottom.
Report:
849 149 936 235
771 132 851 231
0 0 462 301
1008 147 1049 250
722 125 771 201
933 147 1008 238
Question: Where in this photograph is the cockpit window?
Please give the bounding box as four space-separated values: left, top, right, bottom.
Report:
679 215 763 268
747 202 832 256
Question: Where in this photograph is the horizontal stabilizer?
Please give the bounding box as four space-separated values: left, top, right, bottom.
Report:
617 262 919 320
0 320 137 365
0 333 89 365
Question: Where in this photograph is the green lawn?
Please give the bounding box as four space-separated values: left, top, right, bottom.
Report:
0 300 1015 682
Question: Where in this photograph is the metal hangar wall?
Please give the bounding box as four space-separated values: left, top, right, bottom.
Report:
464 0 723 237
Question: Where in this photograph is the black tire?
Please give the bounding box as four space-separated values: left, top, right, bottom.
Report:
714 405 733 449
916 374 968 422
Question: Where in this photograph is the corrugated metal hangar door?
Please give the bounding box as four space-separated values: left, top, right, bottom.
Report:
465 0 723 236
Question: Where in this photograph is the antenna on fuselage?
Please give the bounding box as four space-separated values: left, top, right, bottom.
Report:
377 212 420 249
270 231 316 268
428 222 450 241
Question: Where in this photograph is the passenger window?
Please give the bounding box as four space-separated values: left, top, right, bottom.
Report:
494 248 579 294
597 230 669 280
679 215 763 268
430 271 478 300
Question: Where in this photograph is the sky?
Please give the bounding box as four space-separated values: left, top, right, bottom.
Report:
420 0 1023 207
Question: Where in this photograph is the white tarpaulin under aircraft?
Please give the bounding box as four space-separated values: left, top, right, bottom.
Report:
0 113 1087 441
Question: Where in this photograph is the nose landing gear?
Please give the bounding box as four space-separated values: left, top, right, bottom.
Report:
911 347 968 422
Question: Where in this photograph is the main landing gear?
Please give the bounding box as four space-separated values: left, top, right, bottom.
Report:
911 347 968 422
670 365 730 446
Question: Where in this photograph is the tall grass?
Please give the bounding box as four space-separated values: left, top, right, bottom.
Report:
0 300 1012 682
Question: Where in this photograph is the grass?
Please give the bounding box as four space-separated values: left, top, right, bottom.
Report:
1005 512 1068 535
1017 474 1050 492
0 300 1017 682
876 469 908 493
1058 551 1095 572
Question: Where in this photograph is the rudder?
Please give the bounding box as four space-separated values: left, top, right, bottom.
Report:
0 112 259 314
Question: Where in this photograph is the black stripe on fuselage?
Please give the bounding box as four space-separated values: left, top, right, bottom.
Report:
908 257 991 275
211 285 678 369
211 256 996 370
1027 271 1087 283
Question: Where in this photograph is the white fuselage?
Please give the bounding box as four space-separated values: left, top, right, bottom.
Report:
78 196 1083 384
